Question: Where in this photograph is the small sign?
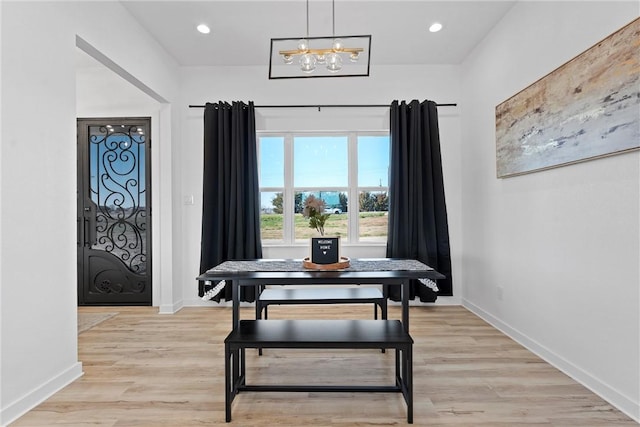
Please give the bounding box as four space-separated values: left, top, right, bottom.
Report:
310 237 340 264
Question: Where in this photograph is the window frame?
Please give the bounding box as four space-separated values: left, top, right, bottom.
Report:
258 130 389 246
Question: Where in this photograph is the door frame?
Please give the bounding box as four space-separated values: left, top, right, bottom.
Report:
77 117 152 305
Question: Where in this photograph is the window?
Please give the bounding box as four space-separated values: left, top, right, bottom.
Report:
259 132 389 245
357 135 390 242
258 136 285 241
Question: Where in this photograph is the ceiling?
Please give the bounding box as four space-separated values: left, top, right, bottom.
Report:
118 0 516 67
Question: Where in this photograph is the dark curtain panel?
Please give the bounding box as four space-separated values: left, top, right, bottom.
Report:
199 101 263 302
386 100 453 302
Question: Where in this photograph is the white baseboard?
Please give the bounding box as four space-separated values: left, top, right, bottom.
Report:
0 362 83 427
463 299 640 423
158 299 184 314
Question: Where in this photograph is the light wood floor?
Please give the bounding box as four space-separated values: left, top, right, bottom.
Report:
12 305 636 426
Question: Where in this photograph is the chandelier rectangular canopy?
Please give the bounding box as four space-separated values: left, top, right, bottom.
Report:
269 34 371 79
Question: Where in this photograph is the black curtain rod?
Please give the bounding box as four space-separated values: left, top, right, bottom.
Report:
188 103 457 109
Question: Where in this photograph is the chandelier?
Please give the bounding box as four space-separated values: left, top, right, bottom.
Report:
268 0 371 79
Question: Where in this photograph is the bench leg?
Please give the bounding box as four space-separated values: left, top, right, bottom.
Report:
395 346 413 423
257 304 267 356
407 345 413 423
376 300 387 353
395 348 401 385
225 343 232 422
382 286 388 320
256 294 266 355
240 348 246 382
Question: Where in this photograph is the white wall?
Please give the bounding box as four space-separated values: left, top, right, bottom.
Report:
0 0 5 417
1 4 81 424
179 64 464 306
460 2 639 421
0 1 180 424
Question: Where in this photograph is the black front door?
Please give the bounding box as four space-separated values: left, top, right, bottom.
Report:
77 118 152 305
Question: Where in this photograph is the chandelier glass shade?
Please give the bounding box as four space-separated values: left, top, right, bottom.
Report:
280 40 360 74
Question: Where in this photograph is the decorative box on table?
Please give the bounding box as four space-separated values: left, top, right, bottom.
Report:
303 236 350 270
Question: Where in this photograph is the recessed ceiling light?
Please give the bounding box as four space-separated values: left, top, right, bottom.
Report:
197 24 211 34
429 22 443 33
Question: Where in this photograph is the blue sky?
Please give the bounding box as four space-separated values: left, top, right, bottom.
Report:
259 135 389 187
259 135 389 210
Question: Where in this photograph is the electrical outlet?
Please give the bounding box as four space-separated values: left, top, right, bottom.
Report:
497 286 504 301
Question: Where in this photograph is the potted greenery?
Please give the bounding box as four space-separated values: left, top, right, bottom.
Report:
302 195 346 267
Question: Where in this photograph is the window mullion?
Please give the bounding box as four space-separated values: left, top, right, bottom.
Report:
348 131 359 243
283 134 294 244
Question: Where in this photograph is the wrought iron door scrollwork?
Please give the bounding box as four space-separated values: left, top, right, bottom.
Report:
90 125 147 274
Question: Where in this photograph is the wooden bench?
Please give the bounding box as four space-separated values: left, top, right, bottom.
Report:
224 319 414 423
